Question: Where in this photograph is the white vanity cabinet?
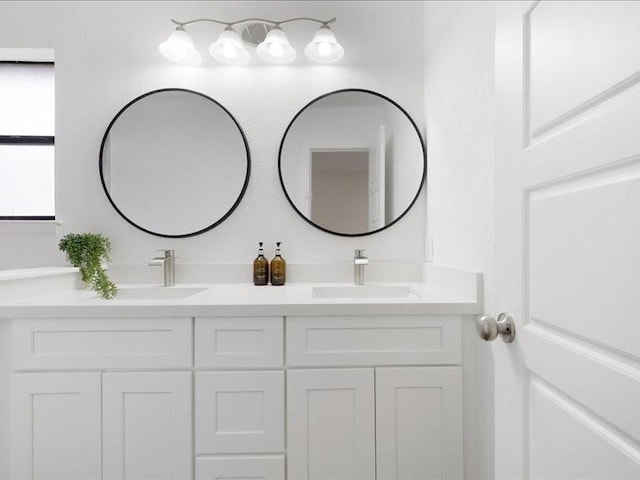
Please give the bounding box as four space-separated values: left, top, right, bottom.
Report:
286 315 464 480
9 317 193 480
6 312 465 480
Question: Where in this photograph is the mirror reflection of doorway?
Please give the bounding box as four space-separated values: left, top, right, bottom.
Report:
310 150 369 234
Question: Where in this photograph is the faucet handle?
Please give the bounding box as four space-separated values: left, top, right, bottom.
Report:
354 249 366 257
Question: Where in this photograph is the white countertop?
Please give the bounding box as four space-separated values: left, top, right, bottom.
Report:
0 264 483 318
0 282 480 317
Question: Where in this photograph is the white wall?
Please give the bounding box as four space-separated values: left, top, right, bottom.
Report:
0 1 426 268
424 1 496 479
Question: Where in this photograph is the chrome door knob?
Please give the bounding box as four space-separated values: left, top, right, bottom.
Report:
476 313 516 343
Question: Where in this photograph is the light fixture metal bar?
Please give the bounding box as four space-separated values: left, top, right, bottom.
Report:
273 17 336 26
171 16 336 28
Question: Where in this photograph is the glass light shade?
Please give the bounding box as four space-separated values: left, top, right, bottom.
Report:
256 26 296 64
209 27 250 65
158 27 202 65
305 26 344 63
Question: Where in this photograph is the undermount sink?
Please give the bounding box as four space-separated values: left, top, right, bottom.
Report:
111 286 208 300
311 285 417 299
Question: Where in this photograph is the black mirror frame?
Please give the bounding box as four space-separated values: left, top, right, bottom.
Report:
278 88 427 237
99 88 251 238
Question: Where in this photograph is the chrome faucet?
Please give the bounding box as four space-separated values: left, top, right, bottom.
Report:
354 249 369 286
149 249 175 287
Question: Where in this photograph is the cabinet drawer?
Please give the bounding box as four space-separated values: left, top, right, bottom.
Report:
286 315 461 366
196 456 284 480
195 317 283 368
11 318 192 370
196 371 284 454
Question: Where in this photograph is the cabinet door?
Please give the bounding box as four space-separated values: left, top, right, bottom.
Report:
376 367 463 480
103 372 192 480
11 372 102 480
196 371 284 454
287 369 375 480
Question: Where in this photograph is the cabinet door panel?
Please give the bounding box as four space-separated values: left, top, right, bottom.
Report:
287 369 375 480
196 371 284 454
103 372 192 480
11 372 101 480
376 367 463 480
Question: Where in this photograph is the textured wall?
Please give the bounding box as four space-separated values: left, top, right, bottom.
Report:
0 1 426 269
424 1 496 478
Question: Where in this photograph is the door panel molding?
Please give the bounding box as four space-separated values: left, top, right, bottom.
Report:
528 375 640 478
523 158 640 358
525 323 640 441
524 1 640 142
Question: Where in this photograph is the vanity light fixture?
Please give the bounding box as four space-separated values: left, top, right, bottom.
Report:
158 26 202 65
159 17 343 65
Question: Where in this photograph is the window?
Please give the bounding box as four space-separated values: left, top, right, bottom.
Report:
0 52 55 220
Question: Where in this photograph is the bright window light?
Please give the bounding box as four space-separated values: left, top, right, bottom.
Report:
0 145 54 216
0 58 55 219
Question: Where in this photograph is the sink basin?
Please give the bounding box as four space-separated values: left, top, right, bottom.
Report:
112 286 208 300
311 285 417 299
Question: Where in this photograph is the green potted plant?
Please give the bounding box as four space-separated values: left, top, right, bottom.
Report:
58 233 118 299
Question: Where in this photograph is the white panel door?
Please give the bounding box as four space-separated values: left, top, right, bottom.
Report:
376 367 463 480
11 372 101 480
495 1 640 478
287 368 375 480
103 372 192 480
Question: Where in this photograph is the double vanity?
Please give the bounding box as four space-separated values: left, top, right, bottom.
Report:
0 265 481 480
0 70 475 480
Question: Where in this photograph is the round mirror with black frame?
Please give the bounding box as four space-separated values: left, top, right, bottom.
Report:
99 88 250 238
278 89 426 237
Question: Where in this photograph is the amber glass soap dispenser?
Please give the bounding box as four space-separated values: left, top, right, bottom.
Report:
253 242 269 286
270 242 286 286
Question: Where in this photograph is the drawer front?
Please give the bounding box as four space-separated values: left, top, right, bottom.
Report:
196 371 284 454
195 317 283 368
286 315 461 366
11 318 192 370
196 456 284 480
